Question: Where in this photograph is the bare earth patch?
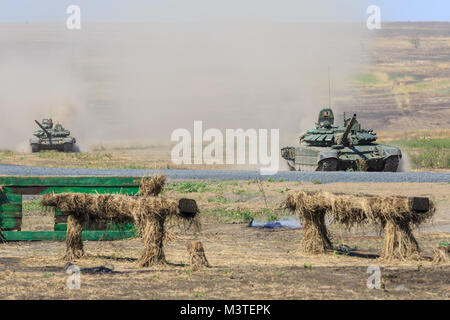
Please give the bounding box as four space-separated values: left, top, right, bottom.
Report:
0 224 448 300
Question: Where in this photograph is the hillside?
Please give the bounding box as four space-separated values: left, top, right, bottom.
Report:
335 22 450 131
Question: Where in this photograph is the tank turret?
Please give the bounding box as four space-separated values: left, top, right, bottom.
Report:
317 108 334 128
34 120 52 138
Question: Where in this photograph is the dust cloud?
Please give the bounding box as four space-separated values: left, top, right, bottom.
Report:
0 1 372 152
398 152 412 172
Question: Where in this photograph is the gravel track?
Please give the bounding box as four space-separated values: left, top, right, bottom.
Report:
0 164 449 183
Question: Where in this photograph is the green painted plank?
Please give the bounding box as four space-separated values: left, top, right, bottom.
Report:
0 217 21 223
0 190 22 230
0 190 22 203
0 190 23 229
0 212 22 219
54 224 67 231
1 230 136 241
0 191 22 211
108 223 135 231
0 203 22 213
41 186 139 195
54 222 135 232
0 176 142 187
0 189 22 230
0 218 21 230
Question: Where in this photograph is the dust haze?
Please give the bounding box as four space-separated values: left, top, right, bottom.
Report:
0 1 372 152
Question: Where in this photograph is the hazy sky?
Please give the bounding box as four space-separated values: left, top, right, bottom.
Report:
0 0 448 22
0 0 448 150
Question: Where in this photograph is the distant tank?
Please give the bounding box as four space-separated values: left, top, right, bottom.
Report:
281 108 402 172
30 119 76 153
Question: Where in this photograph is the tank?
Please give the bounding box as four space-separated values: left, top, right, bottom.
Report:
30 119 77 153
281 108 402 172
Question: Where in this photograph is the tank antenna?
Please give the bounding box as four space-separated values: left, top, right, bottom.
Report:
328 66 332 108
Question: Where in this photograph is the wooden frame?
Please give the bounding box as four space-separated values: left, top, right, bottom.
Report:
0 176 140 241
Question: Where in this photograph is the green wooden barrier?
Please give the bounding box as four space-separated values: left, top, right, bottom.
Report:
0 176 141 241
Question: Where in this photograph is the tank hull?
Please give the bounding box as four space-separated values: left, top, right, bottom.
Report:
281 144 402 172
30 137 75 153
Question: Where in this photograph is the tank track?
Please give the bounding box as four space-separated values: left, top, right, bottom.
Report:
383 156 400 172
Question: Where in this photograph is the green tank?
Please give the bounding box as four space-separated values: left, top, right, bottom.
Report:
281 108 402 172
30 118 77 153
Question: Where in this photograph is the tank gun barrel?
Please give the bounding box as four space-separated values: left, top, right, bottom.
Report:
35 120 51 138
338 114 357 145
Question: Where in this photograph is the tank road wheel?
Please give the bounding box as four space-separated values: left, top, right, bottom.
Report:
63 143 73 153
31 144 40 153
318 158 338 171
383 156 399 172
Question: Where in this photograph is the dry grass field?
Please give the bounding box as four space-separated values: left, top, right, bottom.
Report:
1 181 449 299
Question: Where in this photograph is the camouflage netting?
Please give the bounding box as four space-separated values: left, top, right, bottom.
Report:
285 191 435 259
43 175 200 266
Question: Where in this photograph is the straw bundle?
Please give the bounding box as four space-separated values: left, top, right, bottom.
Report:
65 215 85 260
285 191 434 259
432 244 449 264
137 174 166 197
43 185 199 267
187 241 210 271
285 192 332 253
381 219 420 260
